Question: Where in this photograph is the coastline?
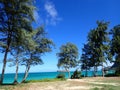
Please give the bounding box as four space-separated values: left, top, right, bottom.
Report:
1 71 105 83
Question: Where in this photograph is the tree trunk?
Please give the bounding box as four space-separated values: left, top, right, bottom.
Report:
94 66 97 77
13 58 19 84
102 63 105 77
93 66 95 77
21 65 30 83
0 47 9 84
68 59 71 79
68 70 70 79
85 69 87 77
0 24 11 84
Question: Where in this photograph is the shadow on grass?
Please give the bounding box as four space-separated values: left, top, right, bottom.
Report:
0 83 15 85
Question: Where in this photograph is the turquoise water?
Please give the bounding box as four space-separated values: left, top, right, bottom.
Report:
0 71 108 83
2 72 72 83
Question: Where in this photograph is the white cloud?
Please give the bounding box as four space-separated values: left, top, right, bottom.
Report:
45 1 57 18
33 10 39 22
44 1 61 25
33 10 44 26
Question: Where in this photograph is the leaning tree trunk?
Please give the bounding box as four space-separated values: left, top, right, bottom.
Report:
0 26 11 84
13 58 19 84
68 60 71 79
68 69 70 79
21 65 30 83
0 42 10 84
102 63 105 77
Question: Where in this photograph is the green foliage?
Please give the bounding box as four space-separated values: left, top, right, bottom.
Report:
57 42 79 70
71 69 81 79
0 0 54 84
0 0 36 52
80 43 92 76
115 70 120 76
110 25 120 55
81 21 110 76
88 21 110 65
105 73 117 77
56 74 65 79
110 25 120 75
21 27 54 67
0 0 36 84
20 27 54 83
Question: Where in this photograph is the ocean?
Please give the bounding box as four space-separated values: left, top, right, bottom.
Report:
0 71 107 83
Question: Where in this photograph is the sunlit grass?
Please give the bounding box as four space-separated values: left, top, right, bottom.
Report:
24 78 66 83
91 83 120 90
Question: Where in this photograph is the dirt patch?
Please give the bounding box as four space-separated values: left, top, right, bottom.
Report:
27 81 90 90
68 77 120 86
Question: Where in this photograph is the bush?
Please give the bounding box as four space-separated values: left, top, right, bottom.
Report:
105 73 116 77
81 75 84 77
56 74 65 79
105 70 120 77
115 69 120 76
71 69 81 79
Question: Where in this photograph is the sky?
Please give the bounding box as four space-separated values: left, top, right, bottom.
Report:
0 0 120 73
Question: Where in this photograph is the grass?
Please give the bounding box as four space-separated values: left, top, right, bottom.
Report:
0 78 66 90
0 83 26 90
92 86 120 90
24 78 66 83
98 80 120 83
91 84 120 90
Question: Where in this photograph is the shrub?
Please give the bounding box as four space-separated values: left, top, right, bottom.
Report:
115 68 120 76
81 74 84 77
105 73 116 77
105 70 120 77
71 69 81 79
56 74 65 79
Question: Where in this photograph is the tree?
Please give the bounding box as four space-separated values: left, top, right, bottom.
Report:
57 42 79 78
80 43 92 77
0 0 35 84
9 47 24 84
110 25 120 74
21 27 53 83
10 30 36 84
115 55 120 75
71 69 81 79
87 21 110 77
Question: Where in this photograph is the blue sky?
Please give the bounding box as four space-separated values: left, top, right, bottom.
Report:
0 0 120 73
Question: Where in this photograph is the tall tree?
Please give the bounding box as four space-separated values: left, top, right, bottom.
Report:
0 0 35 84
87 21 110 77
80 43 92 77
21 27 53 83
57 42 79 78
110 25 120 74
9 47 24 84
10 30 36 84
